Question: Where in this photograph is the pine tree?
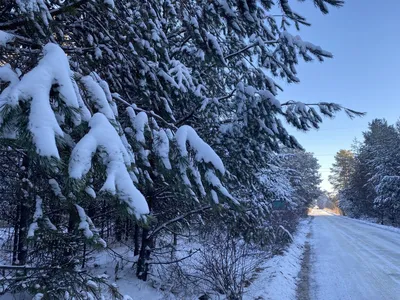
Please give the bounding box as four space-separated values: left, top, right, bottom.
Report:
329 150 356 192
364 119 400 223
282 149 322 211
339 119 400 223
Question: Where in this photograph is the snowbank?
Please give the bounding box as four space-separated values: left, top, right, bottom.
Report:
323 210 400 235
347 217 400 234
244 219 310 300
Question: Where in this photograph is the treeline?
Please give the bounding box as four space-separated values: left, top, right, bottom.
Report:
0 0 348 299
330 119 400 226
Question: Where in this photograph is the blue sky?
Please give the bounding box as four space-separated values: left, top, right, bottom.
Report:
278 0 400 191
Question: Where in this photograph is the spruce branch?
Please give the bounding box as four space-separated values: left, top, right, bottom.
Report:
0 0 91 30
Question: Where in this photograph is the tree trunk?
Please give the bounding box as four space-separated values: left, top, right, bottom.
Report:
101 199 106 236
16 201 29 265
136 158 155 281
81 242 87 269
63 205 80 269
125 219 130 241
12 206 20 265
133 224 140 256
136 228 152 281
15 155 30 266
115 216 122 242
391 211 396 226
170 233 177 259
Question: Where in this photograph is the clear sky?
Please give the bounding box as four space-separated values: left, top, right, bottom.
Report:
278 0 400 191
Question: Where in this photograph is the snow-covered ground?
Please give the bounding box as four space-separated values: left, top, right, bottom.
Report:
244 219 311 300
88 246 176 300
309 209 400 300
1 221 314 300
95 220 313 300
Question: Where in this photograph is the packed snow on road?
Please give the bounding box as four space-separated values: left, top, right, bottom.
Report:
309 209 400 300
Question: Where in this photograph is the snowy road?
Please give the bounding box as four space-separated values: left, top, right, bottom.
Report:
309 209 400 300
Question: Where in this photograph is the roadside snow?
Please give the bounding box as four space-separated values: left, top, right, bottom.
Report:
90 246 176 300
323 209 400 235
244 219 311 300
347 217 400 234
1 220 314 300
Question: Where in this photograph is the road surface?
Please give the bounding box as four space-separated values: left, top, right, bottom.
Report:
309 209 400 300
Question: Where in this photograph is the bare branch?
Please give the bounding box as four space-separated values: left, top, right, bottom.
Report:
149 205 212 238
148 249 200 265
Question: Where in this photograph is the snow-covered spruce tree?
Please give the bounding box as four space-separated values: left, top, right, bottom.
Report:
0 47 233 299
1 3 231 298
281 150 322 209
339 142 374 217
156 0 361 244
338 120 400 222
258 150 322 242
363 120 400 222
375 176 400 225
0 44 231 298
194 150 322 255
358 119 400 223
0 0 363 295
0 45 139 298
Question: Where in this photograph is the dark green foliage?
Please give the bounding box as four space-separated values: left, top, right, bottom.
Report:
338 119 400 225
